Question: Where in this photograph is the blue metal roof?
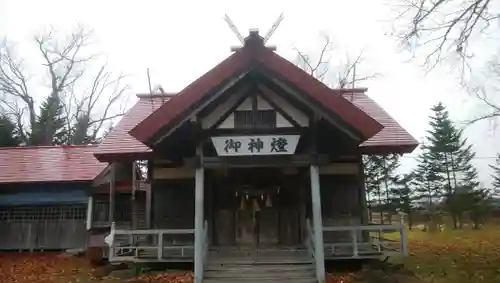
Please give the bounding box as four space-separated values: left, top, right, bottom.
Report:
0 184 88 206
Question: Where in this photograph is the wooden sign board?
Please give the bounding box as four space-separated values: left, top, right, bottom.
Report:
211 135 300 156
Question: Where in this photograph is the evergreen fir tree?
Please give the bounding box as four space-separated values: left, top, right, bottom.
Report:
0 115 20 147
363 154 400 223
489 153 500 194
413 150 442 208
30 92 68 145
391 173 416 229
415 102 480 228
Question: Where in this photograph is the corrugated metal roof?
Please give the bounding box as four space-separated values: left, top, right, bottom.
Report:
342 92 418 152
0 145 107 184
97 91 417 157
93 94 170 161
129 33 383 144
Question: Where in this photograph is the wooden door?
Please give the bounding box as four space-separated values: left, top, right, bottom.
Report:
235 200 255 246
257 206 279 246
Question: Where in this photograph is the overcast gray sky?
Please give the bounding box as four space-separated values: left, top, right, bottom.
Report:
1 0 498 186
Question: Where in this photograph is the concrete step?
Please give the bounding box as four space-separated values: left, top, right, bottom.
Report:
205 270 315 279
205 247 316 282
206 263 315 272
209 249 309 257
203 278 316 283
208 259 313 266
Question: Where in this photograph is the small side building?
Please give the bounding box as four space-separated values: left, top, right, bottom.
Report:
0 145 107 251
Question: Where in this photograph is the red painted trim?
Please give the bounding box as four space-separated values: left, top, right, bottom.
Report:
129 43 383 144
255 48 383 139
129 49 251 143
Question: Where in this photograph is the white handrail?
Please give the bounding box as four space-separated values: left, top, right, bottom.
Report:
305 218 315 258
322 219 408 258
105 222 195 262
203 220 208 261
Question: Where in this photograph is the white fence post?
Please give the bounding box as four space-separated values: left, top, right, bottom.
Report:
351 229 359 257
399 213 408 256
86 196 93 230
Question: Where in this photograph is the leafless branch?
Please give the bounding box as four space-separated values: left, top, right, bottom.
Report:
294 34 334 82
65 63 129 144
0 41 33 141
0 24 130 145
463 56 500 125
393 0 498 71
336 51 382 88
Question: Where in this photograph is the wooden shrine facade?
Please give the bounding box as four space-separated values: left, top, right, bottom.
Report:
94 30 418 283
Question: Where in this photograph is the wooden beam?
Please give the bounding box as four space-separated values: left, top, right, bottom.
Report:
109 163 116 224
199 154 329 169
256 73 313 117
146 160 153 229
207 127 307 137
257 86 302 128
153 72 250 146
257 71 362 142
251 91 258 128
211 85 253 130
132 161 138 229
357 154 369 225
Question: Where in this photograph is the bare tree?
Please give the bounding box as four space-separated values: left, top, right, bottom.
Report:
294 34 380 88
393 0 500 124
467 57 500 124
0 24 128 145
393 0 498 69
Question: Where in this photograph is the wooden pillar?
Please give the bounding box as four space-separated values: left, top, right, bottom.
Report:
194 146 205 283
310 165 325 283
146 160 153 229
86 196 93 230
131 161 138 229
357 155 369 224
109 163 116 225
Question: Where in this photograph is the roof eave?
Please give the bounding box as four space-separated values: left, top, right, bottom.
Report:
360 142 419 155
94 151 153 163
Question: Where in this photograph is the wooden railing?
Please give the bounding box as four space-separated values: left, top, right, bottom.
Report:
134 180 150 191
105 222 195 263
305 219 315 258
322 216 407 259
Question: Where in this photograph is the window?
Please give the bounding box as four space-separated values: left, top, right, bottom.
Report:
234 110 276 129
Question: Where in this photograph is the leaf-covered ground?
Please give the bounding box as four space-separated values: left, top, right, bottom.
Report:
0 252 94 283
328 227 500 283
396 227 500 283
2 228 499 283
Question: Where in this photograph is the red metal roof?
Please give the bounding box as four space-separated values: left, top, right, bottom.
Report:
93 94 170 162
130 32 383 144
0 145 107 184
95 90 417 158
342 92 418 154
